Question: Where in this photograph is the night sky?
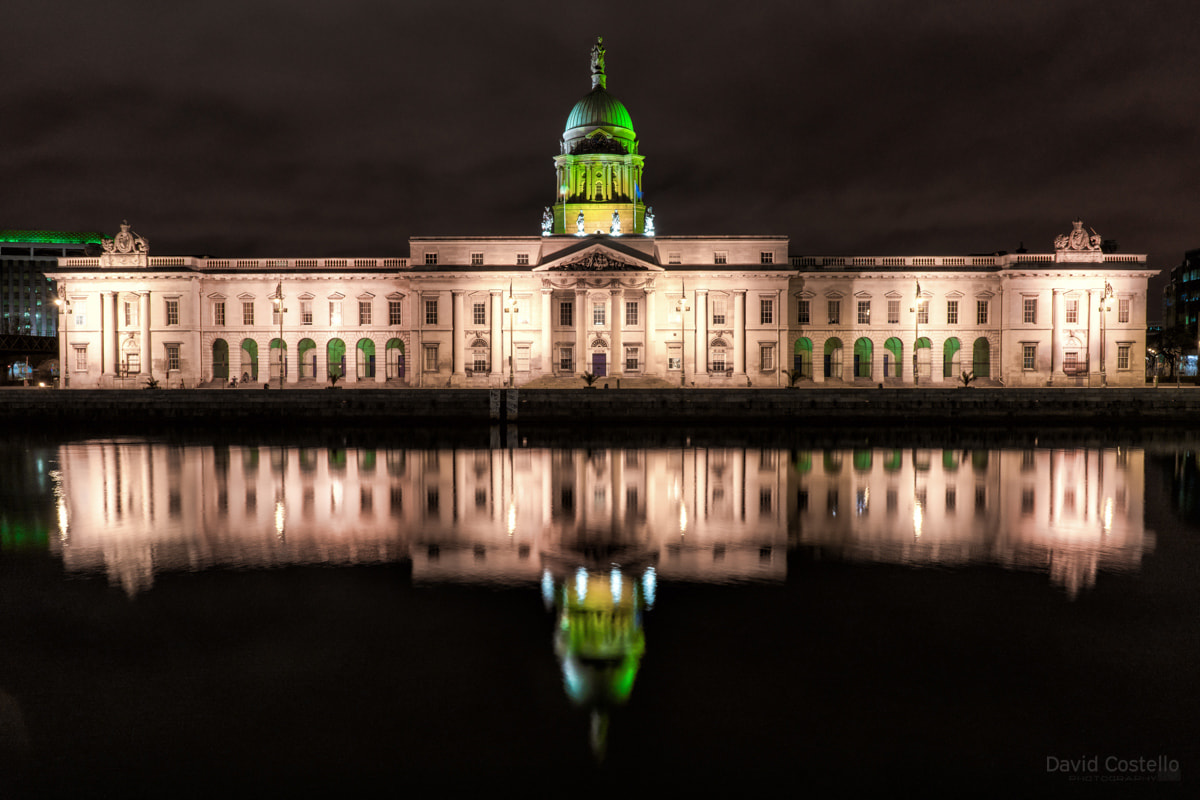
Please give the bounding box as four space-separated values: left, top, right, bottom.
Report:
5 1 1197 305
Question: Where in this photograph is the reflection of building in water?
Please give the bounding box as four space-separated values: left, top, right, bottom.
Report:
790 447 1152 597
50 443 787 595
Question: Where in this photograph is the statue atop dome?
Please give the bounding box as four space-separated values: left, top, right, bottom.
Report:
590 36 606 90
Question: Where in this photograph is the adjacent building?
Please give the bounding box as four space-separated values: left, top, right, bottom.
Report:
45 40 1156 389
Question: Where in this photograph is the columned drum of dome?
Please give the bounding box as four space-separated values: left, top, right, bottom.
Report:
551 37 648 236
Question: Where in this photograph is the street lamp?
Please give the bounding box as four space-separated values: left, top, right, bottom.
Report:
912 281 923 386
273 282 287 390
504 283 518 387
1099 281 1113 387
54 293 68 389
675 282 691 386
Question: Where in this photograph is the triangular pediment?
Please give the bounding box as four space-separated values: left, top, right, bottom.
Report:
535 239 663 273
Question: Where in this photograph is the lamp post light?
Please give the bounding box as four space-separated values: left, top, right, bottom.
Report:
273 284 287 390
676 282 691 387
1099 281 1113 387
912 281 922 386
54 293 68 389
504 284 517 388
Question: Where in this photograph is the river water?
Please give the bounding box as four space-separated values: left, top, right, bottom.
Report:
1 432 1197 794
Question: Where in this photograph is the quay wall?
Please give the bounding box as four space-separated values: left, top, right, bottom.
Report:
2 388 1199 427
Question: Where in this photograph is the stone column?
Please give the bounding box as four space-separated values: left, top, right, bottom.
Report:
102 292 117 377
814 335 826 384
541 289 552 378
491 291 503 377
1051 289 1061 382
452 291 465 377
871 337 884 383
930 335 944 383
734 290 747 374
140 293 151 382
610 289 623 376
645 287 656 376
575 288 588 376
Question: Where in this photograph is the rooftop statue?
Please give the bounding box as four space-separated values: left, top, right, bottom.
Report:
590 36 605 75
610 211 621 236
644 207 655 237
102 220 148 255
542 207 553 236
1054 218 1102 251
576 211 586 236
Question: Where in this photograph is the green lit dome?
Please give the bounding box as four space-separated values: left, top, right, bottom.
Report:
565 87 634 135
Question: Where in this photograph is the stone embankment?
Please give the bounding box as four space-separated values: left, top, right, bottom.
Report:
2 387 1199 427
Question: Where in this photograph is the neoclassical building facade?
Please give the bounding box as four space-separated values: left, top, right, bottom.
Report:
47 41 1155 389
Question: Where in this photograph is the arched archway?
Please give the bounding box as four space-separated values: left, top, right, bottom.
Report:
915 337 931 379
298 338 317 380
327 338 346 380
212 339 229 381
972 337 990 379
794 337 812 378
240 339 258 382
386 338 405 379
884 337 902 379
854 338 873 379
824 338 843 379
943 338 962 379
357 338 376 379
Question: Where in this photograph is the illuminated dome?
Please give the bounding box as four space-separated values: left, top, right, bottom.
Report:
565 88 634 136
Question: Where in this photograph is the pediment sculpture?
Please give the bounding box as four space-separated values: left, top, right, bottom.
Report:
547 251 643 272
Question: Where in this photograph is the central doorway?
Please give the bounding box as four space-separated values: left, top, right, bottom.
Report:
592 353 607 377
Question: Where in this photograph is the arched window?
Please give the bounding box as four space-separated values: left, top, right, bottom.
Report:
915 337 932 379
298 338 317 380
710 338 728 372
884 337 903 379
854 338 873 379
972 337 990 379
327 338 346 380
240 339 258 382
794 337 812 378
270 338 287 381
357 338 375 379
943 338 962 379
212 339 229 381
386 338 405 380
824 337 843 379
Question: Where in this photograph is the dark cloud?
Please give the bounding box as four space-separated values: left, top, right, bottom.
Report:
3 0 1198 309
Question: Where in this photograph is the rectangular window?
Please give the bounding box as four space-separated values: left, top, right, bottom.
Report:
516 253 529 266
1117 344 1131 370
473 302 486 326
668 252 681 265
74 311 86 327
593 302 606 326
977 300 988 325
423 344 438 371
625 301 638 326
1118 298 1130 324
425 299 438 325
214 301 225 327
359 301 372 326
272 302 282 325
166 344 180 372
857 301 870 325
828 300 841 325
472 354 488 373
668 344 682 371
302 300 313 325
559 301 573 327
760 298 774 325
242 301 254 326
165 299 179 326
887 300 900 324
1064 351 1079 374
125 353 140 374
470 252 483 266
1065 298 1078 324
560 346 573 372
917 301 929 325
712 300 726 326
1022 343 1037 370
1023 297 1037 324
329 301 342 326
625 346 639 371
760 252 774 264
713 251 727 265
124 301 137 327
760 344 775 371
74 345 87 371
424 253 438 266
946 300 958 325
389 300 402 326
798 300 810 325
